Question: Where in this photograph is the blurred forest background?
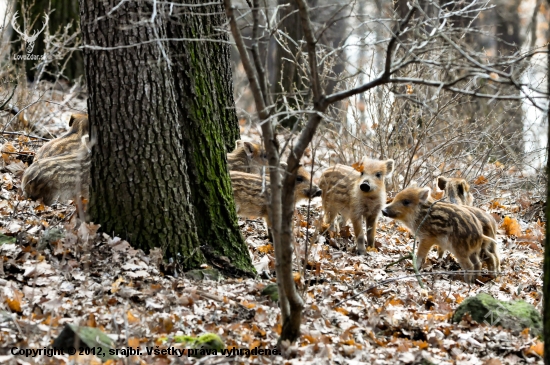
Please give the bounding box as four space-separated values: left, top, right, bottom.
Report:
0 0 546 192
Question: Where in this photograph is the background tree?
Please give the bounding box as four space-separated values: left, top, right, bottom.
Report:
271 0 304 129
269 0 347 129
79 0 253 274
14 0 83 81
544 2 549 361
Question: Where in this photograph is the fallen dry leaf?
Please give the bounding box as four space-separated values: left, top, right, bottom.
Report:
502 216 521 236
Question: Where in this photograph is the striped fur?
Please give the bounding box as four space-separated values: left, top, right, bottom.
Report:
437 176 500 273
22 142 91 205
382 186 488 283
34 114 89 161
231 166 321 227
319 158 394 255
227 140 268 174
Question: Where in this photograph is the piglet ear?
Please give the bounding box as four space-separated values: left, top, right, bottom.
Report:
419 187 431 202
461 181 470 193
437 176 447 191
69 114 77 127
385 159 394 176
233 139 244 152
243 141 255 158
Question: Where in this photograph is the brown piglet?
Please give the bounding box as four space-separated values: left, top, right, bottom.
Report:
382 186 496 283
437 176 500 273
231 166 322 228
22 140 91 206
34 113 89 161
319 158 394 254
227 140 268 174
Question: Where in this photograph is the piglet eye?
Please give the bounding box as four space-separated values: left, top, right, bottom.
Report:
403 199 411 206
296 176 304 182
376 172 382 178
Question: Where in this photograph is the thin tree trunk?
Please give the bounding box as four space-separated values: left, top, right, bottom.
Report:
15 0 83 81
80 0 253 274
270 0 346 129
272 0 304 129
543 32 550 365
493 0 524 157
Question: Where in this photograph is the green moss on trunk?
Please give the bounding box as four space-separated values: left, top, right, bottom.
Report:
81 0 252 274
166 1 254 274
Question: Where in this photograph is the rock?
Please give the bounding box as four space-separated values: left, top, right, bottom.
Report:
174 333 225 356
52 324 118 360
194 333 225 351
261 283 279 302
184 269 222 281
452 293 542 335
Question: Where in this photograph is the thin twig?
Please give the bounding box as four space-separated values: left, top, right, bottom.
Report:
1 131 49 141
385 253 412 270
301 142 317 295
0 84 18 111
332 269 500 308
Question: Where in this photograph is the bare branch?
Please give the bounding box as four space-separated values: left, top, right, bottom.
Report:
224 0 268 119
384 5 417 76
295 0 322 101
324 5 416 105
325 75 387 105
251 0 269 105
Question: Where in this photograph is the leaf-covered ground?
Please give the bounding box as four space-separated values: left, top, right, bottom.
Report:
0 114 546 365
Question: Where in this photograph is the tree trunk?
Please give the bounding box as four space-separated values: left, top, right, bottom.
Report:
166 0 250 267
451 0 524 162
271 0 304 129
270 0 346 129
544 32 550 365
492 0 524 158
79 0 253 274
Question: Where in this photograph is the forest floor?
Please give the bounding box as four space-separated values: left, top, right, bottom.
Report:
0 107 546 364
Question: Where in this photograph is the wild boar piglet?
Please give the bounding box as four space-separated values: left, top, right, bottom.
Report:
319 158 394 255
227 140 268 174
34 113 89 161
437 176 473 206
437 176 500 273
231 166 322 228
382 186 496 283
22 140 91 206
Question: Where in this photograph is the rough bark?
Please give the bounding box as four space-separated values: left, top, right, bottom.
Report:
544 28 550 365
166 0 250 268
80 0 253 274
